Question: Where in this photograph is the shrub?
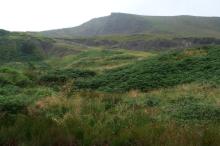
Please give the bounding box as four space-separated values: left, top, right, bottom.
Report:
167 96 220 122
39 68 96 85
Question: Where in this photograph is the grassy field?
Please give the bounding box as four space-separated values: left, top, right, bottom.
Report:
0 44 220 145
46 48 155 72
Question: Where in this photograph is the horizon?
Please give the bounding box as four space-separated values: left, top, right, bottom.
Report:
1 0 220 32
40 13 220 32
3 13 220 33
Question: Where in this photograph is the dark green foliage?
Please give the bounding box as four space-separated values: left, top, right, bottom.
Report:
19 39 45 61
0 33 49 63
167 96 220 121
0 31 82 64
0 86 53 114
76 46 220 92
0 96 28 114
39 68 96 85
0 64 54 114
0 67 31 87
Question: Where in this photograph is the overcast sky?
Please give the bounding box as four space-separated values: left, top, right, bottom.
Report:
1 0 220 31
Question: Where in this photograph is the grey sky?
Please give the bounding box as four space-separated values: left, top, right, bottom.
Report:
0 0 220 31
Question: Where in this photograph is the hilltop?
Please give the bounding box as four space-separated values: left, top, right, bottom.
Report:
41 13 220 38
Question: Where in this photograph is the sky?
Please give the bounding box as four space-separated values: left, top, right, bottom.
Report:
0 0 220 31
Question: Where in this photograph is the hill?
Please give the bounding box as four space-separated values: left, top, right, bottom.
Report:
41 13 220 38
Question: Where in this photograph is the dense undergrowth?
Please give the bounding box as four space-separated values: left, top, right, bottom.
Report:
76 46 220 92
0 32 52 63
0 45 220 145
1 83 220 146
0 31 90 64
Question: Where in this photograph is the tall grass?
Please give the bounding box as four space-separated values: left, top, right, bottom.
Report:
1 82 219 145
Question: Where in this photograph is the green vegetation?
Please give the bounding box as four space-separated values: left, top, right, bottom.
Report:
76 46 220 92
47 48 154 72
0 29 220 146
0 31 57 63
0 31 90 64
1 83 220 145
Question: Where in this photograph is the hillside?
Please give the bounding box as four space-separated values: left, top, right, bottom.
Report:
0 30 89 64
0 30 52 63
76 45 220 92
63 35 220 51
41 13 220 38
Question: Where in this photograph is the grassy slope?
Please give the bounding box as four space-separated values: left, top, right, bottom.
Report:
0 32 48 63
76 46 220 92
0 48 151 113
47 48 155 72
0 30 90 64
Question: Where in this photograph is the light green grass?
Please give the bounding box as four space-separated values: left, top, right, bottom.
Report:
46 48 156 72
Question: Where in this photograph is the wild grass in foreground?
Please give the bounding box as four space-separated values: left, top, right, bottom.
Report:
1 114 219 146
1 83 219 146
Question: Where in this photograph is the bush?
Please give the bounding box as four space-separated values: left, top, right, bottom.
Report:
39 68 96 85
0 67 31 87
0 96 28 114
167 96 220 122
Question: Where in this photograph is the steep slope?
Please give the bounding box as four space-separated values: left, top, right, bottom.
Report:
41 13 220 38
